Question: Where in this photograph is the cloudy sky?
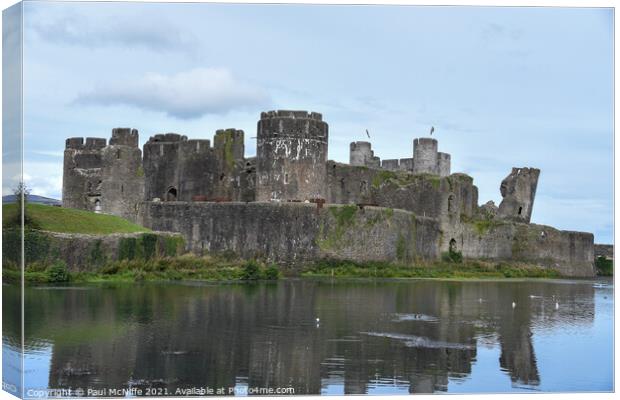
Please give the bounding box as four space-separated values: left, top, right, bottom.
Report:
4 2 614 242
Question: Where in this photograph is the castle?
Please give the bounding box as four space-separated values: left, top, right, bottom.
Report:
62 110 595 277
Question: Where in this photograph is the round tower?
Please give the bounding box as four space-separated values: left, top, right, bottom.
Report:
413 138 438 175
350 141 372 166
256 110 328 201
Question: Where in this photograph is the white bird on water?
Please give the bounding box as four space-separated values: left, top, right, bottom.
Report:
555 302 559 310
316 317 320 323
512 302 516 308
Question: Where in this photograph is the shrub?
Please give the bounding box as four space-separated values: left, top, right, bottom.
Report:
449 249 463 263
241 260 261 280
263 264 280 280
595 256 613 276
442 249 463 263
47 260 69 283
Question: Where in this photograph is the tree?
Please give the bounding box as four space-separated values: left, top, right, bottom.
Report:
13 182 35 227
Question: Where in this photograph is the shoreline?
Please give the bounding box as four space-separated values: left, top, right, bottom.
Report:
4 257 610 285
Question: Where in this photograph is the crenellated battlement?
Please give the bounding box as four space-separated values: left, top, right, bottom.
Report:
257 110 328 143
180 139 212 154
214 129 244 147
260 110 323 121
147 133 188 143
109 128 139 147
65 137 107 150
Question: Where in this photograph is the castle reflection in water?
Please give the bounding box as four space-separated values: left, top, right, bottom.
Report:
3 279 611 395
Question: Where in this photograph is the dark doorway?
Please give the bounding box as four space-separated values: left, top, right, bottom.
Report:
166 187 178 201
518 206 523 215
449 238 457 253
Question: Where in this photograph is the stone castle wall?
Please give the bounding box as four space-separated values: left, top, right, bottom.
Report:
326 162 478 225
139 202 441 267
451 222 594 277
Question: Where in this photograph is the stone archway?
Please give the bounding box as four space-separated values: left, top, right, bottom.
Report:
166 187 178 202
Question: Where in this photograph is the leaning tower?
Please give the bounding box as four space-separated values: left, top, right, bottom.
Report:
256 110 329 201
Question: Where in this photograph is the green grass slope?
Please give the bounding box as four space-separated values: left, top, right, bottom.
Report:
3 203 150 234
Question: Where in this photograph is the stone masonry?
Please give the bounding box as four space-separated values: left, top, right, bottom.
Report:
62 110 596 277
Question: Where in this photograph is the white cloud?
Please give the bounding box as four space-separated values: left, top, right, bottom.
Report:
29 12 195 52
74 68 271 119
23 162 63 200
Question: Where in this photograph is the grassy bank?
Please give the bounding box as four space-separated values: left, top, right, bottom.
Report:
3 254 280 284
301 259 561 279
2 203 149 234
5 256 562 284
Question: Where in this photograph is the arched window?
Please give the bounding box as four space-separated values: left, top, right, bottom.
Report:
518 206 523 215
166 187 178 201
94 199 102 213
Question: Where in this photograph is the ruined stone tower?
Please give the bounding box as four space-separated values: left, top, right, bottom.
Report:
256 110 328 201
143 133 187 202
412 137 451 177
101 128 144 222
176 137 214 201
350 141 380 168
62 137 106 211
213 129 245 200
498 167 540 223
142 129 253 203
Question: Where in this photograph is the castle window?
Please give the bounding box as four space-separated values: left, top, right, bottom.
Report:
117 149 121 159
448 195 454 212
518 206 523 215
94 199 101 214
121 185 124 194
166 187 178 201
220 174 225 181
284 173 289 184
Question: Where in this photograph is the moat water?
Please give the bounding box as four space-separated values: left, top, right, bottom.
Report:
3 278 614 396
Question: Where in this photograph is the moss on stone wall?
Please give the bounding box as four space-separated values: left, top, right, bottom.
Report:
216 130 236 169
88 240 107 267
372 170 398 188
396 234 406 261
372 170 442 190
164 236 185 257
319 205 358 250
327 205 355 228
118 233 184 261
471 219 506 235
118 237 137 260
141 233 158 260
